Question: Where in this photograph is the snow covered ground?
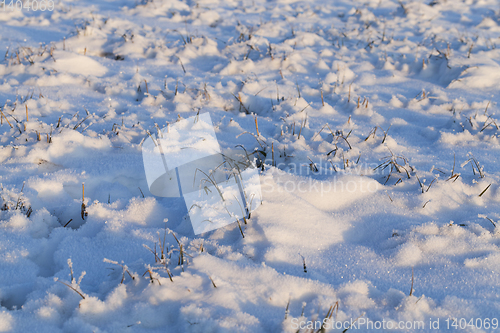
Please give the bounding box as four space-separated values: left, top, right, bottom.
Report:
1 0 500 331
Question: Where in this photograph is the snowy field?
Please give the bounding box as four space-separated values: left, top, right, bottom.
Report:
1 0 500 331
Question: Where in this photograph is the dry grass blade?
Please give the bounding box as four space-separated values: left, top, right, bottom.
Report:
56 279 85 299
416 175 424 193
64 219 73 227
145 130 157 146
158 227 168 260
452 153 455 175
0 108 13 128
299 103 311 113
479 215 496 227
463 155 485 178
73 115 90 130
364 126 377 141
169 230 191 269
298 116 307 139
164 266 174 282
316 302 339 333
426 177 437 192
178 244 184 268
176 55 186 73
308 157 318 172
271 142 275 166
381 125 391 144
143 244 161 263
299 253 307 273
374 148 412 179
341 130 352 149
209 276 217 288
236 131 266 148
479 118 495 132
231 92 250 114
142 268 161 285
254 115 260 136
409 267 414 296
104 258 135 284
194 167 224 200
81 182 86 220
284 297 290 320
235 218 245 238
311 123 335 141
472 156 485 178
479 183 491 197
15 181 25 210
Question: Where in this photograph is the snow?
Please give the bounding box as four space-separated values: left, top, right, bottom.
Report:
1 0 500 331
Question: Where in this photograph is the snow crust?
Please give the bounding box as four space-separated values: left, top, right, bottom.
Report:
1 0 500 331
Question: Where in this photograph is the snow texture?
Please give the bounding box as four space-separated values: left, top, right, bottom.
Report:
1 0 500 331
